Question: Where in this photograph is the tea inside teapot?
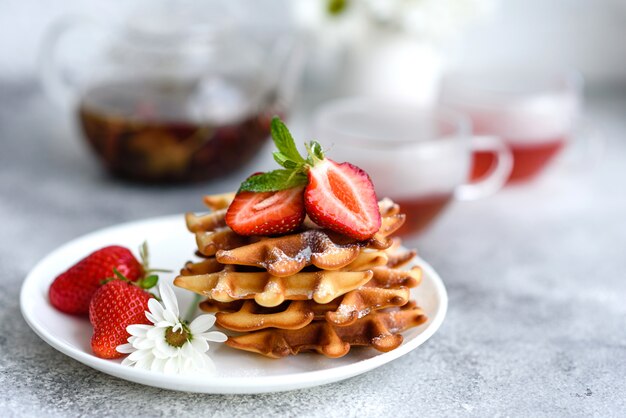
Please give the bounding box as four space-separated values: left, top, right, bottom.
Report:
79 77 280 182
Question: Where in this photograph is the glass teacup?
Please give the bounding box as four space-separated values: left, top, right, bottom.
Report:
439 69 583 183
313 98 512 235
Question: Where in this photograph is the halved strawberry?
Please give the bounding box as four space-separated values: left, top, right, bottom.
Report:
225 186 306 236
305 158 381 240
226 117 381 240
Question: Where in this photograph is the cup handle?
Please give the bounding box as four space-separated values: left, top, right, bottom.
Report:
38 16 96 106
455 135 513 201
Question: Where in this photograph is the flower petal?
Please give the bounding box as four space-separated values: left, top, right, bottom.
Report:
133 337 155 350
182 357 195 374
136 352 155 370
156 337 177 357
189 314 216 334
159 282 179 318
190 337 209 353
116 343 135 354
163 357 177 374
126 324 151 336
163 309 179 326
153 347 170 360
199 331 228 343
151 357 167 373
121 357 136 367
177 355 185 373
201 353 216 373
128 348 151 362
148 298 165 322
154 321 173 329
194 348 214 371
181 341 195 358
147 326 166 340
145 312 159 325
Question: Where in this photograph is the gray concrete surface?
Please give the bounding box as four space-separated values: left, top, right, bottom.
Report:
1 82 625 417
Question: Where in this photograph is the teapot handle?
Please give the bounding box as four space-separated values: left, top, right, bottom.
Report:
39 16 96 107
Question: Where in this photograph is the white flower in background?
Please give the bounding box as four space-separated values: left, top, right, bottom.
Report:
117 282 227 374
362 0 496 39
292 0 497 42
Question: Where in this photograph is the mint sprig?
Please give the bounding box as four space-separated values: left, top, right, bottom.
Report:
238 117 325 192
271 117 306 166
239 169 307 192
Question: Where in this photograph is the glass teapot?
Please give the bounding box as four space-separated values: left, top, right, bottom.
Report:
40 1 302 182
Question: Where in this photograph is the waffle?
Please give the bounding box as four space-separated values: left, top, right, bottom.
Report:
201 287 411 330
174 193 428 358
199 263 421 330
213 214 404 275
203 192 236 211
225 302 427 358
186 198 405 267
174 266 373 307
181 249 388 276
176 247 420 320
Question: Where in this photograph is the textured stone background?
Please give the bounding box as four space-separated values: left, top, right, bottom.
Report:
1 82 625 417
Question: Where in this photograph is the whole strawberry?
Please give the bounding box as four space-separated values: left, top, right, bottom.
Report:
89 277 154 359
49 246 143 316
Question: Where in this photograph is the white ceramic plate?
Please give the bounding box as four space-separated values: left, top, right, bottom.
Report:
21 215 447 394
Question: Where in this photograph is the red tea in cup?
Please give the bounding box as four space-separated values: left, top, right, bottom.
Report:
440 70 582 183
313 99 512 236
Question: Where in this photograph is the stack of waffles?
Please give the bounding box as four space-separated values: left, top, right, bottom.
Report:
174 193 428 358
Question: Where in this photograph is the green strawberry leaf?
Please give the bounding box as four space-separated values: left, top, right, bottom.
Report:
305 141 325 165
239 169 307 192
140 274 159 289
309 141 324 161
113 267 129 282
271 117 306 164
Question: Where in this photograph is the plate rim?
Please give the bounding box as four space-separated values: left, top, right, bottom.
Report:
20 214 448 394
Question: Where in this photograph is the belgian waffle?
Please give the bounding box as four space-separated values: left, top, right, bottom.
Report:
225 302 428 358
186 198 405 265
174 267 373 307
173 193 428 358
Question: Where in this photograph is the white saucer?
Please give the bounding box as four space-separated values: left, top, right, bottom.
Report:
20 215 447 394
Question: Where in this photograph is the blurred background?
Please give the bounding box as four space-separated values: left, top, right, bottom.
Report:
2 0 626 83
2 0 626 245
2 0 623 225
2 0 626 82
1 0 625 236
2 2 626 414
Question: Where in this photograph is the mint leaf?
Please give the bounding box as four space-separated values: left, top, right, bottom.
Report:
273 152 301 169
239 169 307 192
271 117 306 164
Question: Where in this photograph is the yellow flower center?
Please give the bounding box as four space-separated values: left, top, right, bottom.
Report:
165 325 190 348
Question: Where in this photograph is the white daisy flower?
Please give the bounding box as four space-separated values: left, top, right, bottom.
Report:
116 282 227 374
